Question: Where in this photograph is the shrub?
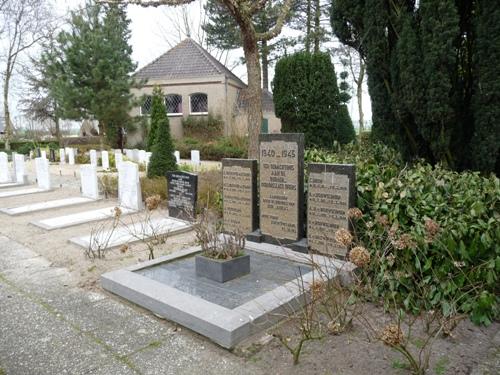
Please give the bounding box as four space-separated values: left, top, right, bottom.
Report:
306 140 499 324
197 169 222 215
182 113 223 140
174 136 247 161
141 176 167 201
147 87 177 178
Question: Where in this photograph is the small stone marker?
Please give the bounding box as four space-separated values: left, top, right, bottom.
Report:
138 150 146 164
166 171 198 221
41 150 47 159
67 148 75 165
0 152 10 183
222 159 258 235
101 151 109 170
13 153 25 183
59 148 66 164
80 165 99 200
35 157 50 190
307 163 356 257
174 151 180 164
115 151 123 168
258 133 305 246
118 161 142 210
191 150 200 165
89 149 97 166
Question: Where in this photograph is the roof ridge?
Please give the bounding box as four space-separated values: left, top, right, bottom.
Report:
133 39 189 77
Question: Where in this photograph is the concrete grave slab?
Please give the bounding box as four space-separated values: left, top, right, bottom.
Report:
0 197 96 216
31 206 136 231
0 187 48 198
101 242 351 349
70 216 192 250
0 182 25 189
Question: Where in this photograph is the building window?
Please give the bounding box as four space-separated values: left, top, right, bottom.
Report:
189 93 208 114
141 96 152 116
165 94 182 115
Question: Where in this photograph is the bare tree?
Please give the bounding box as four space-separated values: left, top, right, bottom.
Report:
0 0 52 150
100 0 293 159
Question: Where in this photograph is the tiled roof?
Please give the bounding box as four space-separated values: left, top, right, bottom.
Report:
134 38 245 86
238 89 276 113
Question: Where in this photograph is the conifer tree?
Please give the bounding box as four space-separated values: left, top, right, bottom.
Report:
147 88 177 178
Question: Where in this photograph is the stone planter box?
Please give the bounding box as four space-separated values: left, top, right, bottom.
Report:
195 254 250 283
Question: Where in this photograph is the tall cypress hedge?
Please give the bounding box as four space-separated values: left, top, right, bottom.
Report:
272 51 355 148
147 87 177 178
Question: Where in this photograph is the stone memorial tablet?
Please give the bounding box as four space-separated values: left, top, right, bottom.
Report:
35 157 50 190
166 171 197 221
259 134 305 244
222 159 258 235
307 163 356 257
0 152 9 183
101 151 109 170
13 153 25 183
59 148 66 164
89 149 97 166
118 161 142 211
80 165 99 200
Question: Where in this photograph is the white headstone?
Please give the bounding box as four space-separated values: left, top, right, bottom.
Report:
145 152 152 167
89 149 97 166
191 150 200 165
41 150 47 159
174 151 180 164
138 150 147 164
115 151 123 169
59 149 66 164
68 148 75 165
118 161 142 211
35 157 50 190
101 151 109 170
80 165 99 199
13 153 25 183
132 149 140 162
0 152 10 183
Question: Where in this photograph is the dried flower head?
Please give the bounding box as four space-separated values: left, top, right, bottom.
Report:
348 207 363 220
425 219 440 243
119 244 129 253
386 253 396 266
380 324 404 347
392 234 416 250
145 194 162 211
327 321 342 335
310 281 326 301
376 213 389 227
349 246 371 267
114 206 122 219
335 228 353 247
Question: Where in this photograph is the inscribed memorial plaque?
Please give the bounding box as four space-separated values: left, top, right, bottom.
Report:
222 159 258 234
259 133 304 242
307 163 356 257
166 171 198 221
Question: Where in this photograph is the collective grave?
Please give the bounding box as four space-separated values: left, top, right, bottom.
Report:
0 152 9 183
80 165 99 200
166 171 197 221
307 163 356 257
255 133 306 251
59 148 66 164
101 151 109 170
90 149 97 166
222 159 258 234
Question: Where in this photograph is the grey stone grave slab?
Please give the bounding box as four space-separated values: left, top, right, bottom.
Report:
256 133 306 251
166 171 197 221
307 163 356 257
222 159 258 235
101 242 348 349
30 206 136 231
69 216 192 250
0 197 95 216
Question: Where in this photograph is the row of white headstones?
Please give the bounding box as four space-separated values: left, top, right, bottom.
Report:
124 149 201 166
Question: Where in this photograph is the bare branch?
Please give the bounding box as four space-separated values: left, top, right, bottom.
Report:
97 0 195 7
256 0 293 41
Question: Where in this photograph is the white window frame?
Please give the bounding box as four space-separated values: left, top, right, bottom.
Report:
140 95 152 116
189 93 208 115
165 94 183 117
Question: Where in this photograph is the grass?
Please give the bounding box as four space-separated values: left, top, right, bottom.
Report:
392 359 410 370
434 357 449 375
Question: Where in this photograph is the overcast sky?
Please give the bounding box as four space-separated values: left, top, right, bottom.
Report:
13 0 371 125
